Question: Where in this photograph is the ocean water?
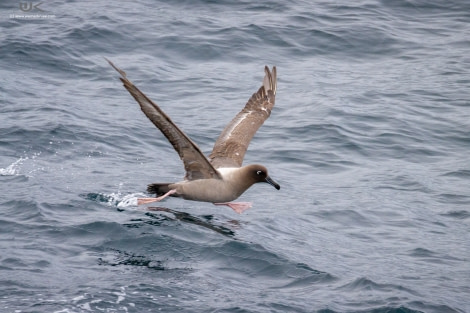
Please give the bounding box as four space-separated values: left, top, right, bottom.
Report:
1 0 469 312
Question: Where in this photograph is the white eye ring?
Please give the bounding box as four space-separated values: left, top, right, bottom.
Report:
256 170 262 175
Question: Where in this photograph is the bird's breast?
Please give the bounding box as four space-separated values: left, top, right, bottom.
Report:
174 178 238 203
173 168 250 203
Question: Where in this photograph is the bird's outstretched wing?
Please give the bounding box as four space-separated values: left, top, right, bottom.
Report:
209 66 277 168
107 58 221 181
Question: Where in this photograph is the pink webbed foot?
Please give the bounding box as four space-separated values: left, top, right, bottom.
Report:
137 189 176 205
213 202 252 214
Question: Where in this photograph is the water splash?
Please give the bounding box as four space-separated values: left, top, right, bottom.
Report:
84 183 146 208
110 192 140 208
0 153 43 177
0 157 26 176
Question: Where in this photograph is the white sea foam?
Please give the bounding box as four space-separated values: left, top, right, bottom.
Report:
114 286 127 304
0 153 43 177
104 192 137 207
102 184 145 208
0 157 26 176
87 182 147 208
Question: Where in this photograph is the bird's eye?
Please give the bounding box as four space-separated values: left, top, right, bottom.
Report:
256 170 262 175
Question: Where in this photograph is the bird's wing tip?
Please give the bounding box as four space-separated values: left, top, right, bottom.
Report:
105 57 127 78
263 65 277 95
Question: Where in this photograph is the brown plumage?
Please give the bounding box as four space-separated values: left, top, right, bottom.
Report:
107 59 279 213
209 66 277 168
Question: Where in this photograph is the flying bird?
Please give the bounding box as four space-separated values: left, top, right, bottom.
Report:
107 59 280 213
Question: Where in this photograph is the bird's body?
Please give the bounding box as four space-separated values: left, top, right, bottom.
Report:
148 164 275 203
107 59 280 213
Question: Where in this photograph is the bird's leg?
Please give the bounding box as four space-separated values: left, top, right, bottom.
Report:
213 202 252 214
137 190 176 205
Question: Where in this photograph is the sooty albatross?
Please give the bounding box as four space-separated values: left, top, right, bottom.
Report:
107 59 280 213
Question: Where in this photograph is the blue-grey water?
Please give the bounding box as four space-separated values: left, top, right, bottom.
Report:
1 1 469 312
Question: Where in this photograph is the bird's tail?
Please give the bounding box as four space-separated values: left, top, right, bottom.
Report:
147 183 175 196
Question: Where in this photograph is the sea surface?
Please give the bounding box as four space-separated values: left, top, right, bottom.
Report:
1 1 469 312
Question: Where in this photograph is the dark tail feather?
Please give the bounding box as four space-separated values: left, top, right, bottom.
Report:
147 183 175 196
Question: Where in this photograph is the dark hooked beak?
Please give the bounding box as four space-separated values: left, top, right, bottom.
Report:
265 176 280 190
